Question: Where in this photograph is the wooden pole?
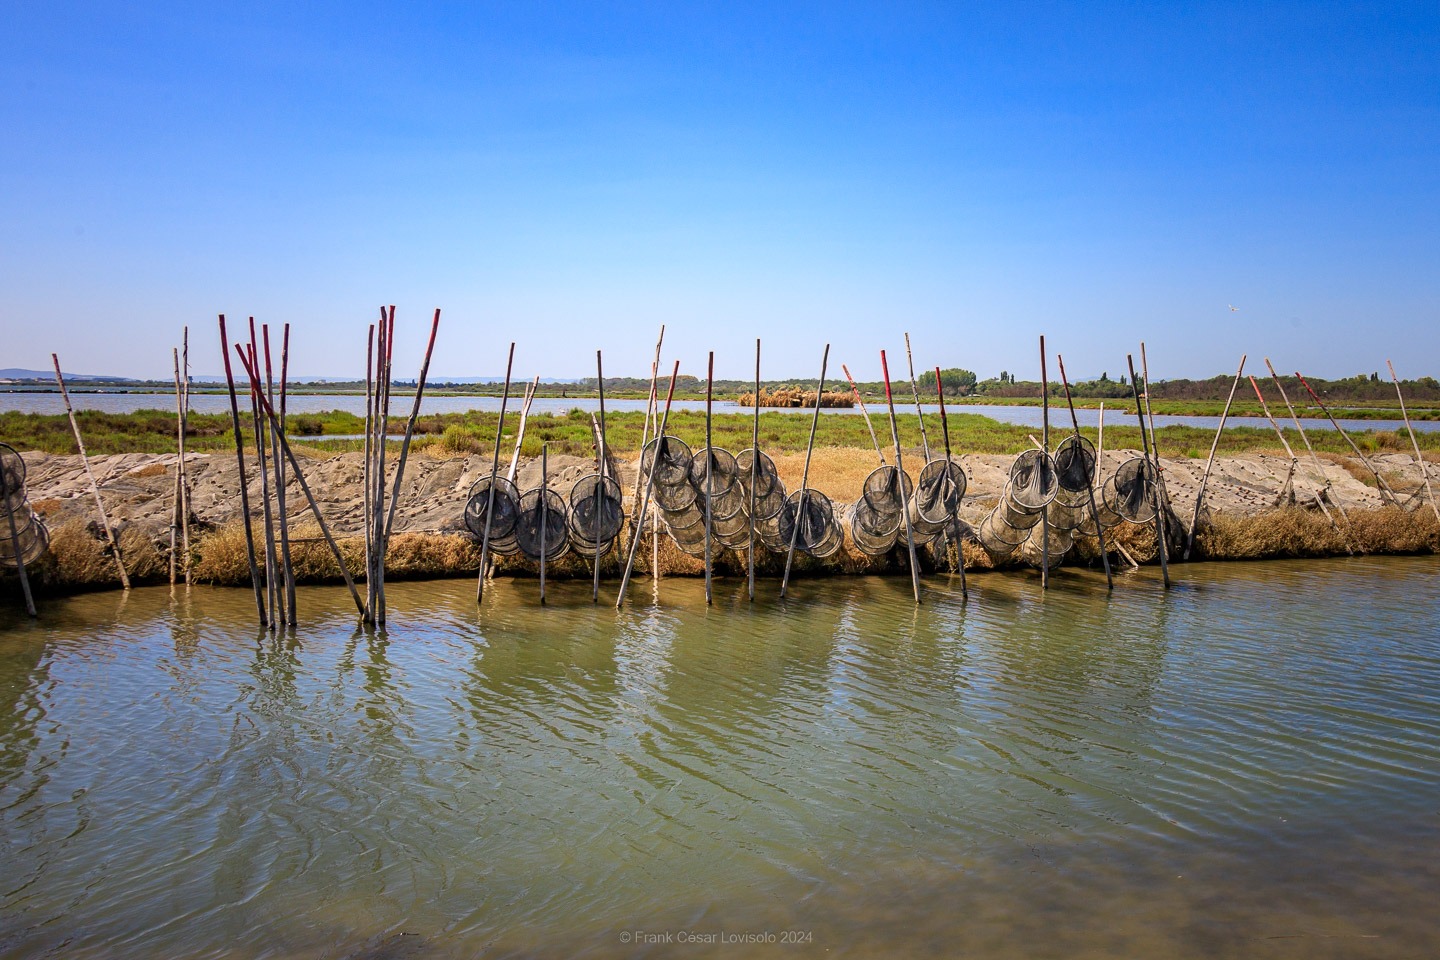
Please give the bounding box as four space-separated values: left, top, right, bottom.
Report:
1388 360 1439 522
594 350 608 603
374 306 395 625
1139 343 1175 570
1128 354 1170 588
1249 376 1349 550
1295 371 1400 506
363 323 375 621
842 363 885 465
170 346 182 586
180 325 192 586
262 324 287 628
278 323 295 623
1039 336 1050 589
632 326 665 577
933 366 967 596
748 339 760 602
704 351 715 605
1184 354 1246 560
51 353 130 589
504 378 540 485
1264 358 1348 523
880 349 921 604
247 326 278 629
384 308 442 540
618 361 681 608
904 333 931 461
539 443 549 605
780 346 830 599
218 316 265 623
1057 354 1112 590
234 346 365 616
477 343 516 605
1 468 37 617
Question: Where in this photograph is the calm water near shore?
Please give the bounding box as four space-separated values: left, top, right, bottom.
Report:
2 558 1438 958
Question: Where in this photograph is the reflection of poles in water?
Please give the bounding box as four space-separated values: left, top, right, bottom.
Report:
1128 353 1170 588
1185 354 1246 560
1057 353 1112 590
748 340 760 602
904 332 931 462
933 365 966 595
842 363 885 466
618 361 681 608
52 352 130 590
781 345 830 599
880 349 921 604
219 315 265 625
477 343 516 605
1388 360 1440 522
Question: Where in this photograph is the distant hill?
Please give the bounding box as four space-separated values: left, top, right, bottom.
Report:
0 368 133 382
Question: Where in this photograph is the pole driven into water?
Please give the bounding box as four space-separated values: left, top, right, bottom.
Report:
780 345 830 599
1139 344 1176 567
1128 354 1170 588
1039 336 1050 589
704 351 715 606
593 350 608 603
748 339 761 602
539 443 549 606
618 361 681 608
278 324 294 622
1057 354 1112 590
933 366 967 596
52 353 130 590
218 316 265 624
477 343 516 605
881 349 921 604
1388 360 1439 522
1185 354 1246 560
261 324 286 628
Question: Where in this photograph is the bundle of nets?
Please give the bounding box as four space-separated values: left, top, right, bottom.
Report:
1045 436 1098 534
908 458 967 540
976 449 1057 559
567 474 624 559
0 442 48 570
846 464 912 556
515 487 570 563
464 475 523 556
1102 457 1159 524
778 489 844 559
735 449 787 522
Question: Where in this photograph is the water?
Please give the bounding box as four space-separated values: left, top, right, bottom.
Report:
2 558 1438 958
5 391 1437 433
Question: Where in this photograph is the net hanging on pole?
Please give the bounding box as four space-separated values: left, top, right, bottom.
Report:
515 487 570 563
567 473 624 559
464 476 522 556
0 443 50 570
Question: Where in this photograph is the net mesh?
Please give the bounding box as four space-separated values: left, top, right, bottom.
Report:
515 487 570 562
0 442 47 570
464 476 521 542
568 474 624 549
1105 457 1159 523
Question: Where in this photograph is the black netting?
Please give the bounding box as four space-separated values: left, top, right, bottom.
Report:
688 447 739 501
861 465 914 517
1009 449 1058 510
0 514 48 568
0 443 25 500
653 479 698 512
465 476 521 541
786 489 843 558
515 487 570 562
1105 457 1158 523
1053 436 1096 495
735 448 782 499
640 435 693 489
977 513 1023 553
847 500 899 555
911 458 966 532
568 474 624 545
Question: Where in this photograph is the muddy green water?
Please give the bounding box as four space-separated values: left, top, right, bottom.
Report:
2 558 1438 959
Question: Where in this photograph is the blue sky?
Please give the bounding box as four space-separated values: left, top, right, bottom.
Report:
3 1 1437 382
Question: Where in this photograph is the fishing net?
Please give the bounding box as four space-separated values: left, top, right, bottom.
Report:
640 435 693 489
1008 449 1058 510
736 449 782 499
845 464 912 554
1052 436 1096 499
515 487 570 563
1104 457 1159 524
977 447 1072 566
0 443 25 501
785 489 844 558
846 499 899 555
568 474 624 552
688 447 739 501
464 476 521 551
909 458 967 537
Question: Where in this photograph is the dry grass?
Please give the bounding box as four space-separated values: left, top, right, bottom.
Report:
1195 506 1438 560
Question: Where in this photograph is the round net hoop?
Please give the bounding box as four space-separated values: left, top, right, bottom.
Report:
1052 435 1097 495
1009 449 1058 510
515 487 570 562
687 447 739 501
464 476 521 541
861 465 914 516
735 448 782 499
640 435 693 489
567 474 624 544
1106 457 1159 523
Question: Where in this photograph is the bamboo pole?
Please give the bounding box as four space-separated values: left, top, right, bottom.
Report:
278 323 295 623
1039 336 1050 589
180 326 192 586
933 366 967 596
1 472 37 617
748 339 760 603
1057 354 1112 590
594 350 608 603
904 333 931 461
262 324 288 628
1388 360 1439 522
704 351 715 605
233 347 365 616
780 346 830 599
384 308 441 540
170 346 182 586
247 327 278 629
1097 402 1105 460
1127 354 1170 588
618 361 681 608
477 343 517 605
363 322 375 621
218 316 265 623
51 353 130 589
1295 372 1400 506
632 326 665 577
539 443 549 606
374 306 396 625
880 349 921 604
1265 358 1348 522
504 378 540 484
1139 343 1174 570
1184 354 1246 560
842 363 885 465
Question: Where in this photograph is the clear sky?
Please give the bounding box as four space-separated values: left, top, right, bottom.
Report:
3 1 1437 382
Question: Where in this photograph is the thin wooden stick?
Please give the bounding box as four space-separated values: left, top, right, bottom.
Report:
234 346 365 616
1388 360 1439 522
218 316 265 623
618 361 681 608
1184 354 1246 560
1 471 37 617
1039 336 1050 588
363 322 376 621
632 326 665 576
384 308 441 540
1265 358 1348 523
1295 371 1400 506
180 326 191 586
374 306 396 625
262 324 287 628
1057 354 1112 590
904 333 931 462
477 343 516 605
880 349 921 604
51 353 130 589
1139 343 1174 573
594 350 607 603
170 346 182 586
1127 353 1170 588
247 326 278 630
780 346 830 599
748 339 760 603
933 366 967 595
539 443 549 605
278 323 295 623
842 363 885 465
505 378 540 484
704 351 715 605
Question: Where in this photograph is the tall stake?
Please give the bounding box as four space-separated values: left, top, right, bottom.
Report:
373 306 395 625
247 325 278 630
477 343 516 605
704 351 715 605
593 350 608 603
170 346 182 586
618 361 681 608
880 350 921 604
1295 372 1400 506
278 324 295 623
1139 343 1176 558
1265 358 1348 522
904 333 932 462
631 326 665 576
385 308 442 539
933 366 967 595
179 326 191 586
748 339 760 602
1039 336 1050 589
1388 360 1439 522
539 443 549 605
52 353 130 589
262 324 287 628
1184 354 1246 560
842 363 885 465
1056 355 1112 590
504 378 540 485
780 346 830 599
362 322 375 621
1 470 37 617
218 316 264 623
1128 354 1170 588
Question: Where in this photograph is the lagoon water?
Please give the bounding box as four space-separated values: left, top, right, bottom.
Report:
2 558 1438 958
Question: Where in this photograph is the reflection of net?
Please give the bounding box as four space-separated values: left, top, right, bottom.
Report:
910 458 967 538
516 488 570 562
465 476 522 555
1104 457 1158 523
0 443 48 569
568 474 624 557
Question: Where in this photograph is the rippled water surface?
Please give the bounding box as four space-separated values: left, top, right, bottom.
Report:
2 559 1438 958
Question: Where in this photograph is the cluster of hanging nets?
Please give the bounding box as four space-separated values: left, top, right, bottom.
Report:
463 466 626 564
844 456 968 556
0 443 49 570
976 437 1158 568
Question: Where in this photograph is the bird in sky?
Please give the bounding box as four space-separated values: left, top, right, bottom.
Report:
1228 304 1240 311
